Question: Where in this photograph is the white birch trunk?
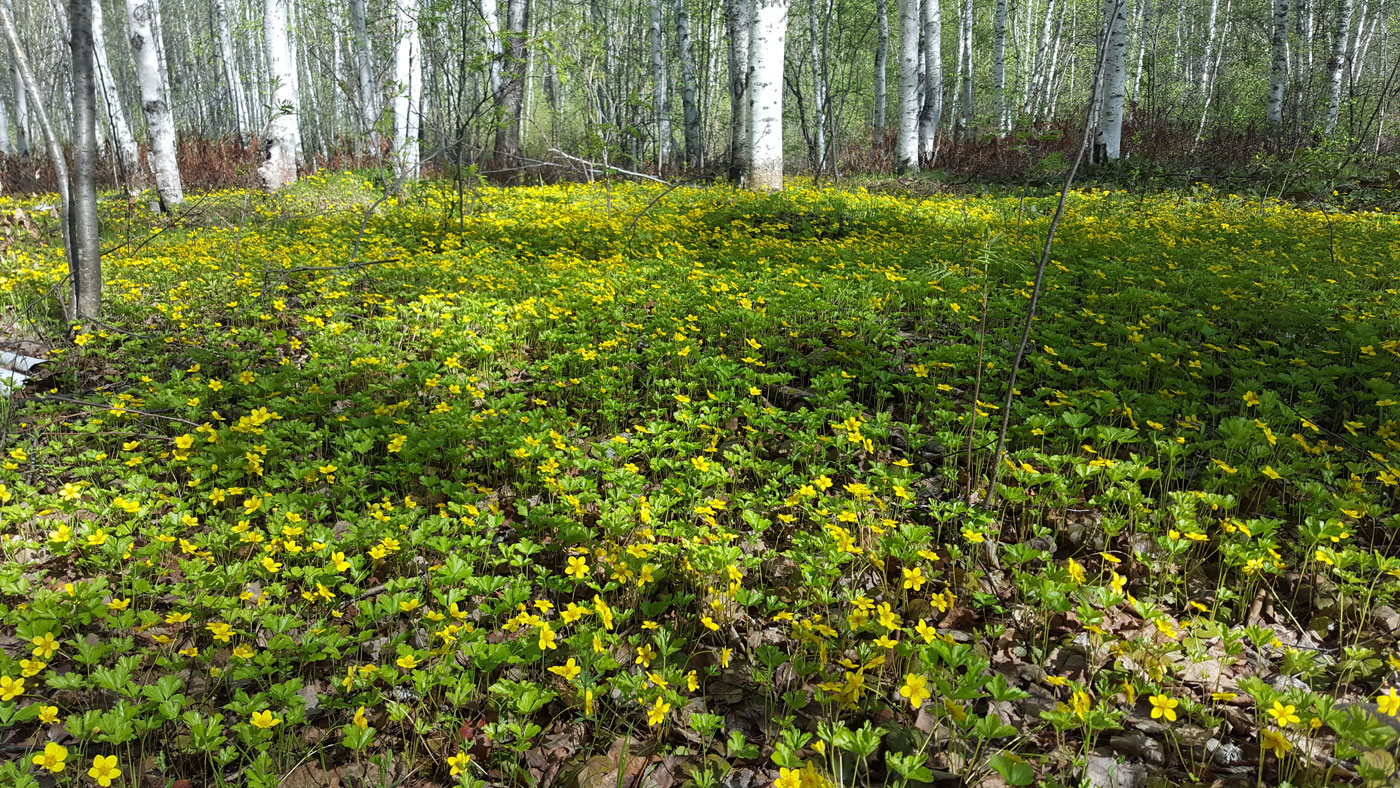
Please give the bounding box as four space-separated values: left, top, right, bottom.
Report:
894 0 919 170
211 0 248 140
649 0 671 165
957 0 973 139
349 0 377 137
1321 0 1352 133
918 0 942 160
993 0 1007 131
1095 0 1127 160
128 0 182 207
4 0 27 154
874 0 888 140
725 0 749 179
676 0 701 166
92 0 143 188
1267 0 1288 127
393 0 421 177
260 0 299 189
1199 0 1219 93
1129 0 1149 112
746 0 787 190
482 0 503 98
0 93 10 154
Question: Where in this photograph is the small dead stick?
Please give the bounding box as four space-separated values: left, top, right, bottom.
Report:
549 149 669 184
985 0 1121 518
964 250 993 505
36 395 202 427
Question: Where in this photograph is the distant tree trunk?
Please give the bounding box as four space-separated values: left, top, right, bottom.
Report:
211 0 247 142
1321 0 1352 133
956 0 973 140
724 0 749 180
393 0 421 177
0 0 73 313
260 0 299 189
481 0 503 97
993 0 1007 131
349 0 377 140
806 0 832 173
91 0 143 189
874 0 888 143
2 0 26 154
918 0 942 161
128 0 183 208
1128 0 1148 114
1094 0 1127 161
747 0 787 190
0 94 10 154
492 0 528 171
1199 0 1220 93
1267 0 1288 128
649 0 670 165
675 0 700 167
894 0 919 170
70 0 100 318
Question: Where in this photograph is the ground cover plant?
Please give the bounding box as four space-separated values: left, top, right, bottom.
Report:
0 177 1399 787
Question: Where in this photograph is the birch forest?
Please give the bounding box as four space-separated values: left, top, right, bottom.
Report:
2 0 1400 785
0 0 1396 190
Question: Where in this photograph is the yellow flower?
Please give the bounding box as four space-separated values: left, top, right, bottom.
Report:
1260 727 1292 757
899 674 931 709
261 556 282 574
1149 694 1178 722
1243 391 1260 407
0 675 24 701
901 567 925 591
447 751 472 776
566 555 589 579
646 696 671 726
635 643 656 667
250 709 281 729
538 623 558 651
1268 701 1300 727
31 632 59 660
352 706 369 729
397 653 420 670
1067 558 1086 585
775 767 802 788
548 658 581 682
37 705 59 724
1070 689 1092 718
32 742 67 773
1376 688 1400 717
207 622 234 642
88 754 121 787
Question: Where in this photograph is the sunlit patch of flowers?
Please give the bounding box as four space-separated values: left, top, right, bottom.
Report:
0 179 1396 786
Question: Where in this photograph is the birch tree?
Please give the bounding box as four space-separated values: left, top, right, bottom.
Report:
956 0 973 139
70 0 101 317
260 0 300 189
1321 0 1353 133
649 0 670 164
1267 0 1287 127
492 0 528 170
894 0 919 170
724 0 748 179
92 0 143 189
392 0 421 177
3 0 27 154
874 0 887 141
349 0 377 138
1094 0 1127 161
211 0 248 141
675 0 700 166
747 0 787 190
917 0 942 161
128 0 183 208
993 0 1008 131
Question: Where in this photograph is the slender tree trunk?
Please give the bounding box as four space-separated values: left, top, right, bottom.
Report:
1094 0 1127 161
993 0 1007 131
894 0 919 170
349 0 377 141
1129 0 1149 113
724 0 749 179
1321 0 1352 133
918 0 942 160
675 0 701 166
91 0 143 189
492 0 528 171
874 0 887 142
957 0 973 139
746 0 787 190
70 0 100 317
211 0 248 141
128 0 182 208
393 0 421 177
1199 0 1220 93
0 1 72 312
482 0 502 97
0 93 10 154
1267 0 1288 127
649 0 670 165
805 0 828 172
5 0 28 154
260 0 299 189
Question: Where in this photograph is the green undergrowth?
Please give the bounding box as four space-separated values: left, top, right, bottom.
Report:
0 176 1398 787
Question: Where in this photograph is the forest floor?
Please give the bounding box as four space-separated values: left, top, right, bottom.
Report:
0 176 1399 788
